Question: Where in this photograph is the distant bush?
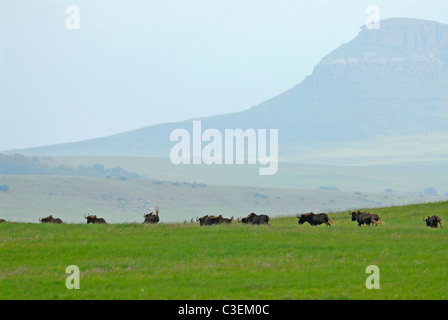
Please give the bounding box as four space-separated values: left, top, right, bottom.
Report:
385 189 395 194
0 184 9 193
0 154 145 179
190 182 207 188
318 186 339 191
253 192 268 199
424 187 438 196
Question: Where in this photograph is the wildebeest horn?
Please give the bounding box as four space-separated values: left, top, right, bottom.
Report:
84 214 87 219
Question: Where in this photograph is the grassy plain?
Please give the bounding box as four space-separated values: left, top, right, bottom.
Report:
1 201 447 300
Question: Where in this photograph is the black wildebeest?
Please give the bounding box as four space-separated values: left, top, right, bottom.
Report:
39 215 63 224
143 206 160 224
215 215 233 224
0 219 6 223
196 215 209 225
424 215 443 228
349 211 384 227
239 213 270 225
297 212 334 227
198 215 221 226
349 210 372 227
197 215 232 226
84 214 107 224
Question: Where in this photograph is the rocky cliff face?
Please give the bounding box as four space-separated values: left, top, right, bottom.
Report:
309 18 448 83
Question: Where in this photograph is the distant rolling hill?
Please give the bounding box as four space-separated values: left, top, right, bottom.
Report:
1 174 445 223
4 18 448 164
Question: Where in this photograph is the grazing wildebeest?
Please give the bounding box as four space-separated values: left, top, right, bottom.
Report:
84 214 107 224
39 215 63 224
424 215 443 228
297 212 334 227
349 211 373 227
239 213 270 225
143 206 160 224
0 219 6 223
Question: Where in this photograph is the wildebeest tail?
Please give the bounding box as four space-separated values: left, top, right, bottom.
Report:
328 218 335 225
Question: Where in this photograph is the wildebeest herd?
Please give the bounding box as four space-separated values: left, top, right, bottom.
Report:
0 208 444 229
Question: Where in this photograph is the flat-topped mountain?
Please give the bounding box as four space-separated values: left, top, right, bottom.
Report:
6 18 448 159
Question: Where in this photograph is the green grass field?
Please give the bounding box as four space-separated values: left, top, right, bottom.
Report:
1 201 447 300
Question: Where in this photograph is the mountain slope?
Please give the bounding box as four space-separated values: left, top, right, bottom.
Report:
5 18 448 159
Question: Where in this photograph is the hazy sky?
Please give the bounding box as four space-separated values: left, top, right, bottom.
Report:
1 0 447 150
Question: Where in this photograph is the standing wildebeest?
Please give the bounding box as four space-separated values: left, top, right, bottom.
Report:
143 206 160 224
349 211 384 227
39 215 63 224
84 214 107 224
349 211 372 227
424 215 443 228
297 212 334 227
0 219 6 223
238 213 270 225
